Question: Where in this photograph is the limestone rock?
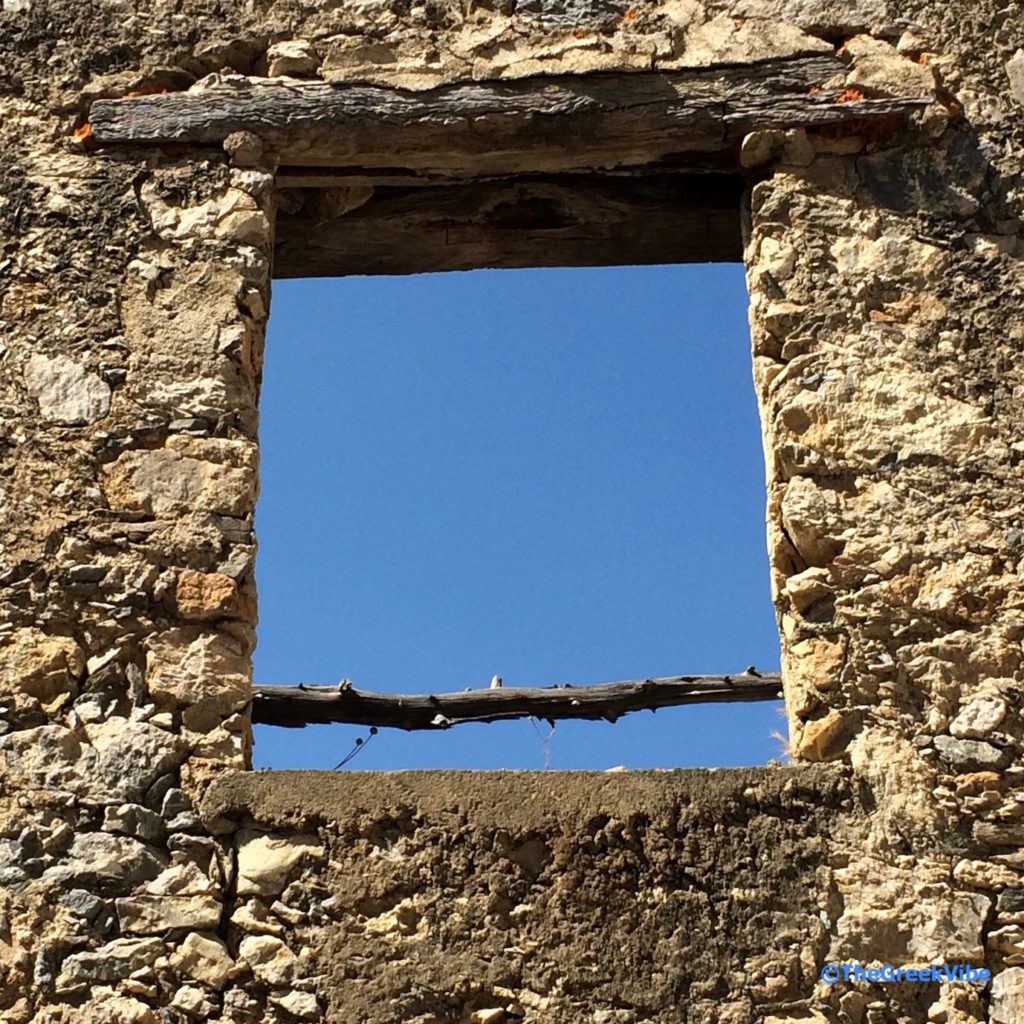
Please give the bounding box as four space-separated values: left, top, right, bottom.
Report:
842 34 936 98
103 803 166 844
267 39 321 77
781 634 846 724
145 861 219 896
144 627 250 731
116 895 222 933
170 985 212 1019
70 992 161 1023
231 898 286 936
949 697 1006 739
953 858 1021 890
269 989 320 1020
25 353 111 425
1007 50 1024 108
781 567 833 614
992 967 1024 1024
470 1010 506 1024
168 932 235 989
781 476 845 566
236 829 325 896
102 439 256 518
906 891 990 962
668 13 832 69
989 925 1024 956
794 710 855 762
0 723 93 796
237 934 299 986
47 832 166 884
84 717 189 803
0 628 84 704
55 937 165 992
175 569 254 622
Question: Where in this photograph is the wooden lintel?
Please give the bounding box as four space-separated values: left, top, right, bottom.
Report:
273 172 744 277
89 58 929 177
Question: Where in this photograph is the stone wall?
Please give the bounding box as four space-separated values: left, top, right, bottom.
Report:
201 767 867 1024
1 1 1023 1022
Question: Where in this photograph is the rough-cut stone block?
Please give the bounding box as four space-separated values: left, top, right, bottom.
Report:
102 444 256 519
168 932 236 989
24 353 111 425
236 829 325 896
116 895 222 933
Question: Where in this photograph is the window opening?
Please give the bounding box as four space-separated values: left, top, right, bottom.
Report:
253 263 782 770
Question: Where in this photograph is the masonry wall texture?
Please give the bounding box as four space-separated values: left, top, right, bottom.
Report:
1 1 1023 1022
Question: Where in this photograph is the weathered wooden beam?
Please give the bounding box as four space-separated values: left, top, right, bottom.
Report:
90 59 928 176
251 672 783 730
273 172 744 277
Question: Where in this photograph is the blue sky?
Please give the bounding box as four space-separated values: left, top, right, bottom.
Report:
252 263 785 770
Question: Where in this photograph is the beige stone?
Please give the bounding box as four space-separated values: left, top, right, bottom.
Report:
144 627 250 717
670 14 832 69
238 935 299 986
269 989 320 1020
793 710 852 762
992 967 1024 1024
116 895 222 934
782 568 833 613
952 859 1021 890
842 34 937 97
0 628 83 703
175 570 255 622
470 1010 506 1024
780 477 845 567
236 830 325 896
230 898 286 936
24 353 110 425
906 891 990 962
950 697 1006 739
145 862 219 896
782 635 846 725
77 993 160 1024
102 445 256 518
267 39 321 77
168 932 235 989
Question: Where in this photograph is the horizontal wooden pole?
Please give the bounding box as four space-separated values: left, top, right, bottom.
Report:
251 672 783 730
89 59 928 176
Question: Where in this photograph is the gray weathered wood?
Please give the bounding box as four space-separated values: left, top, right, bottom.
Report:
90 58 928 176
251 672 783 730
274 172 743 276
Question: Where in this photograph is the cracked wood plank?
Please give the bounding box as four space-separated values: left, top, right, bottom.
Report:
89 57 928 176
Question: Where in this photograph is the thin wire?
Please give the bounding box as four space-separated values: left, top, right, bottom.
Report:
334 726 379 769
529 716 556 770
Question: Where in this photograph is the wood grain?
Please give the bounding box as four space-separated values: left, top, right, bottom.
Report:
90 59 928 176
251 673 784 729
273 172 744 276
